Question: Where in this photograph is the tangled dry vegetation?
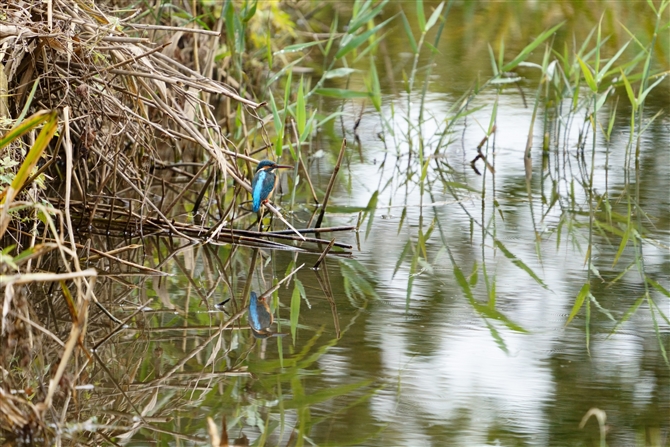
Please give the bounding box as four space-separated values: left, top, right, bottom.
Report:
0 0 346 443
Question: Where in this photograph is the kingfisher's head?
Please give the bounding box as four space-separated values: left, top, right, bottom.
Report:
255 159 292 173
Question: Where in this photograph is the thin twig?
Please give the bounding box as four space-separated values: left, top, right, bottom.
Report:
290 119 319 205
312 238 335 270
260 263 305 298
315 138 347 229
122 24 221 36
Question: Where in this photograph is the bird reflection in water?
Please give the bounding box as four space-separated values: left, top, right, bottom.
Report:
248 291 286 339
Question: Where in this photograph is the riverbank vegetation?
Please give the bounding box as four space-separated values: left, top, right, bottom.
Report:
0 0 668 444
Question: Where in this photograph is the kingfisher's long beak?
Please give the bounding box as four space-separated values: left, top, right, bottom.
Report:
274 164 293 169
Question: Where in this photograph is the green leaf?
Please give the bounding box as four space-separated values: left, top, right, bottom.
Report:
597 40 630 83
473 302 528 333
620 69 638 110
647 277 670 298
425 2 445 32
15 79 40 125
494 240 548 289
2 110 58 204
274 40 328 55
468 261 478 287
265 56 305 87
649 299 670 367
336 15 395 60
241 0 257 22
0 110 54 152
566 283 590 326
1 244 16 255
392 239 412 279
416 0 426 33
283 380 372 409
368 58 382 112
347 0 388 35
224 2 235 55
612 222 630 267
485 320 509 354
489 76 524 85
577 57 598 92
299 109 317 144
608 295 645 338
638 75 667 106
323 68 358 79
488 43 499 77
501 22 564 72
314 88 371 99
443 181 480 193
290 281 301 343
453 264 474 302
296 77 306 137
406 251 419 309
268 93 284 157
364 190 379 240
397 206 407 234
400 12 418 54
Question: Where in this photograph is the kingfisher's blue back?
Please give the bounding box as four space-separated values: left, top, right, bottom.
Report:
251 169 278 212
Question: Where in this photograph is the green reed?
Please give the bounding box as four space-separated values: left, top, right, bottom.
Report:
285 0 670 356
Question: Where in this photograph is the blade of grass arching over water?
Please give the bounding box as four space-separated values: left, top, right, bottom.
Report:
427 185 527 347
453 262 527 334
406 245 419 311
393 239 412 280
335 15 396 60
493 240 547 289
283 379 373 410
648 297 670 367
485 320 509 355
521 47 549 262
366 57 382 112
363 191 379 240
607 295 645 339
577 57 598 93
339 259 379 305
646 277 670 298
501 22 565 72
290 279 303 343
565 283 590 327
399 11 417 54
346 0 389 35
612 201 632 267
650 298 670 327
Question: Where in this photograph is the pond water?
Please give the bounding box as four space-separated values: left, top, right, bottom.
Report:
85 2 669 446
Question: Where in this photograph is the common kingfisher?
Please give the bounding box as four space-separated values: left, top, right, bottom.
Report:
248 291 285 339
251 160 292 213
